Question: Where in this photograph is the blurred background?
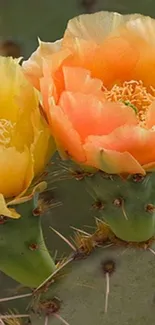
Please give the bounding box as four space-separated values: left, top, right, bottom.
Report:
0 0 155 59
0 0 155 316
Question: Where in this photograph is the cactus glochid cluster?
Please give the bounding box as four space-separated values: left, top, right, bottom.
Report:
2 10 155 325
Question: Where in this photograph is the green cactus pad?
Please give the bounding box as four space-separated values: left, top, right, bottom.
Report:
0 195 56 288
84 171 155 242
29 235 155 325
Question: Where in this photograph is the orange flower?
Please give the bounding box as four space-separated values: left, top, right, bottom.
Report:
23 11 155 175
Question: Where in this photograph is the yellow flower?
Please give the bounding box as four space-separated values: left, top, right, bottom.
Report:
0 56 55 217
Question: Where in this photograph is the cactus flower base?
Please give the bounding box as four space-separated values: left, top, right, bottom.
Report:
0 196 55 288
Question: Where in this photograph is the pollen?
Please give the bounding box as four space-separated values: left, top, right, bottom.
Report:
103 80 155 127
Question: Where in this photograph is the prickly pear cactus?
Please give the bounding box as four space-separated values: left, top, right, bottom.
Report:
2 215 155 325
84 171 155 242
0 185 56 288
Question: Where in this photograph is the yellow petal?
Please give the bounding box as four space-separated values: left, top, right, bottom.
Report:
63 11 143 45
31 105 55 176
0 146 34 198
8 181 47 206
0 194 20 219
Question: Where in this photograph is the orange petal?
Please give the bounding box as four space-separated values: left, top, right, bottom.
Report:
63 14 155 88
48 102 86 162
40 60 58 114
143 161 155 171
84 126 155 166
62 34 139 88
59 92 138 142
146 101 155 128
62 66 103 97
63 11 142 45
84 142 144 174
22 39 71 90
119 17 155 87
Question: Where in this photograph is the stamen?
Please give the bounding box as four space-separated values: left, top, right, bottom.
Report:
103 80 155 127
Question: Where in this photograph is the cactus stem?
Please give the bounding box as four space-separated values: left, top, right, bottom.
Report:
50 227 76 251
54 313 70 325
0 293 32 303
33 257 73 294
104 272 110 313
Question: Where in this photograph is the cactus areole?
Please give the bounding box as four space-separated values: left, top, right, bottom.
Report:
84 171 155 242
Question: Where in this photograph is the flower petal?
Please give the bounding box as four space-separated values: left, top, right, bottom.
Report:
84 126 155 167
23 40 71 90
0 146 33 198
0 194 20 219
31 108 55 176
62 66 103 97
146 101 155 128
143 161 155 171
48 102 86 162
63 11 142 45
62 33 139 88
120 17 155 87
84 143 144 174
59 91 138 142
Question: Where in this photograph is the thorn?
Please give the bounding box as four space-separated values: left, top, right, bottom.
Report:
70 226 90 236
104 272 110 313
0 293 32 303
102 244 114 249
0 314 29 319
33 257 73 294
50 227 76 251
44 315 49 325
148 247 155 255
121 201 128 220
54 313 70 325
0 320 5 325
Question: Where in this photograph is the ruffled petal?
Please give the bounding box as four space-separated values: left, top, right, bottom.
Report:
63 11 142 45
119 17 155 87
84 126 155 167
62 33 139 88
23 40 71 90
62 66 103 97
84 143 144 174
59 91 138 142
47 102 86 162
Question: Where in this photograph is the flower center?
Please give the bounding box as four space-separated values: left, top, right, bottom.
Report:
103 80 155 127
